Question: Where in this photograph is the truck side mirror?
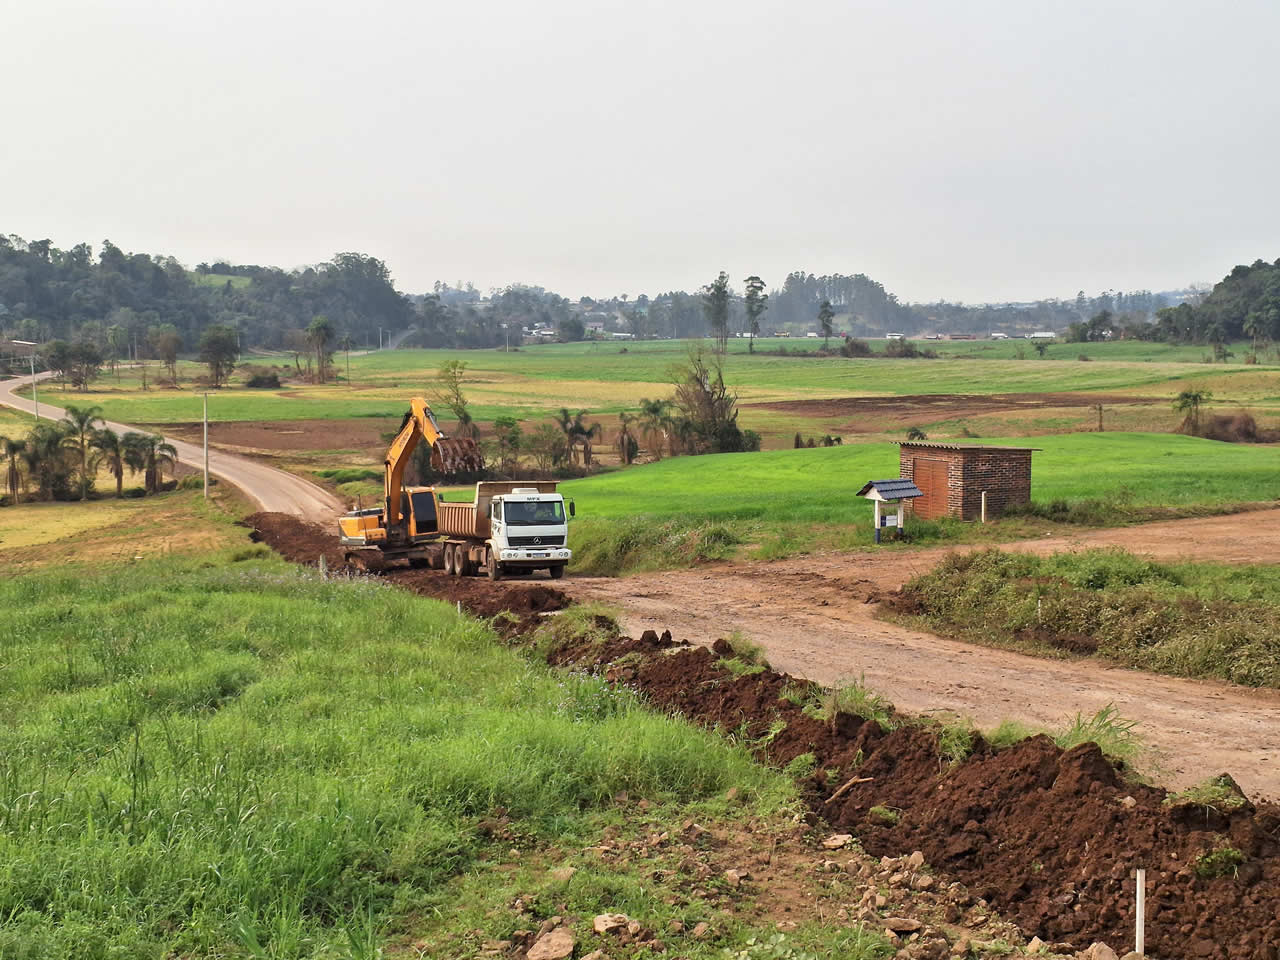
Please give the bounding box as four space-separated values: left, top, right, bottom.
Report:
569 500 576 518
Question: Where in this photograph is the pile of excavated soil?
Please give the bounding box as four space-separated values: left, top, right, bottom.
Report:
242 512 568 622
550 633 1280 960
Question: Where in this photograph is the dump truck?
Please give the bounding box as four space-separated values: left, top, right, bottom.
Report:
337 398 574 579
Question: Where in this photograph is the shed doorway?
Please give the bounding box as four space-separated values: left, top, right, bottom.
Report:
912 458 949 519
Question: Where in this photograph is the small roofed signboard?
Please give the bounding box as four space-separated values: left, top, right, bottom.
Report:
856 478 923 543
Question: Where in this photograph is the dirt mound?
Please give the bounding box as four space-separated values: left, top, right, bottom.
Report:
545 632 1280 958
1194 412 1280 444
246 511 347 568
242 512 568 623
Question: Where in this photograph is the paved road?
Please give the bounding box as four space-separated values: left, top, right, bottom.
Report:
0 372 342 523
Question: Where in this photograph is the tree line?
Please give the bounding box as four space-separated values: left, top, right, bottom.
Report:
1 406 177 504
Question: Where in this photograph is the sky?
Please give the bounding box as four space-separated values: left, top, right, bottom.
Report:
3 0 1279 304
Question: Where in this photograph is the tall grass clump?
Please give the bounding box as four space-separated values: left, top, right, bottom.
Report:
0 555 788 958
569 515 743 575
895 548 1280 687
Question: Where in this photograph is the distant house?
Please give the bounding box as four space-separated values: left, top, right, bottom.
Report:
585 321 605 334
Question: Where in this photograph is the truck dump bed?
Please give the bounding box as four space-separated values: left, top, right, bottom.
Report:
436 481 560 540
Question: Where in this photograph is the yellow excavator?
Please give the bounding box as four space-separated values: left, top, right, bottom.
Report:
338 398 574 579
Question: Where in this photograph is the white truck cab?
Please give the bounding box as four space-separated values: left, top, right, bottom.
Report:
488 488 573 577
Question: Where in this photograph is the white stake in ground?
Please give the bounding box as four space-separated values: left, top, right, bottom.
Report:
1135 867 1146 956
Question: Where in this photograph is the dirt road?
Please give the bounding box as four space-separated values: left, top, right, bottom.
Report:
569 509 1280 797
0 372 342 523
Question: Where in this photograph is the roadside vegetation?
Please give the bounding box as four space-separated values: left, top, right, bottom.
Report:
890 547 1280 687
0 404 178 505
0 551 823 959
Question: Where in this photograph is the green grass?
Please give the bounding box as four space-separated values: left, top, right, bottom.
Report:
895 548 1280 687
560 432 1280 572
568 432 1280 519
0 554 792 958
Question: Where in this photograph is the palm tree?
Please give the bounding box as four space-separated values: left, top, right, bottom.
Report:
637 397 672 461
569 411 602 467
616 412 638 465
1173 390 1212 435
553 408 576 464
1 435 24 503
23 422 72 500
124 432 178 494
61 404 104 500
91 428 127 498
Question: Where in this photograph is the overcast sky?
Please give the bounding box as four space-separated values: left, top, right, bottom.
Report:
4 1 1278 303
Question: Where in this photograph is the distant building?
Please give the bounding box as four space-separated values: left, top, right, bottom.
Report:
1029 331 1056 341
991 332 1009 340
585 321 605 334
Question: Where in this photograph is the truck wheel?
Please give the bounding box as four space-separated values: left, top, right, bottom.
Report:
456 548 473 577
548 564 565 580
487 551 503 581
443 543 456 575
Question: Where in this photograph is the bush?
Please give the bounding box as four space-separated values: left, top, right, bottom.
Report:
245 372 281 388
741 429 762 452
840 337 873 358
896 548 1280 688
316 467 382 484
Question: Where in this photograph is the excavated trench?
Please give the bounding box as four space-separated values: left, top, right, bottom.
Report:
243 513 1280 959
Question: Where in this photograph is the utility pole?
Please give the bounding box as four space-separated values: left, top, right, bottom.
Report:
12 341 38 419
378 326 382 350
203 393 209 499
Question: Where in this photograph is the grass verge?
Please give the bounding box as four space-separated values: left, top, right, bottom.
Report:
0 553 796 958
890 547 1280 687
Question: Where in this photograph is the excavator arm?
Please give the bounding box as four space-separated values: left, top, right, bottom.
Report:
384 397 484 527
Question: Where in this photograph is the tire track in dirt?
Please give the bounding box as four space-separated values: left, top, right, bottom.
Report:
567 508 1280 797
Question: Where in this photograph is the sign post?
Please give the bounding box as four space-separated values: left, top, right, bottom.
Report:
203 393 209 499
857 479 922 545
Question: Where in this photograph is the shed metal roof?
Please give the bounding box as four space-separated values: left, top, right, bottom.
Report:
898 441 1040 452
856 478 924 500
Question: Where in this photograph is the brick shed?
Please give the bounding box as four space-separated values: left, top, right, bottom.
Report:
899 442 1037 520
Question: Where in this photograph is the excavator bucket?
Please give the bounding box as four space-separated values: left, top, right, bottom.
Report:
430 437 485 475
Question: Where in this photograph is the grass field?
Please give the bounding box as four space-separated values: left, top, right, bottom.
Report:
560 433 1280 573
21 342 1280 437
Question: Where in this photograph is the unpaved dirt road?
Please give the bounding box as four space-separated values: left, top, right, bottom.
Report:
0 372 342 523
569 509 1280 797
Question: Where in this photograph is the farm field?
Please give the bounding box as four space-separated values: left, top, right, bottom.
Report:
18 342 1280 448
558 432 1280 573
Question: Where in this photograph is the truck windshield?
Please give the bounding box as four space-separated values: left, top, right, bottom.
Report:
504 500 565 526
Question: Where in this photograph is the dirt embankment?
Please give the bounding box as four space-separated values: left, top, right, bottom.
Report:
243 512 568 624
550 629 1280 960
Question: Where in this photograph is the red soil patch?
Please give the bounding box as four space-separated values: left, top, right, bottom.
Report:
550 632 1280 959
243 512 568 624
743 392 1161 433
167 418 399 453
